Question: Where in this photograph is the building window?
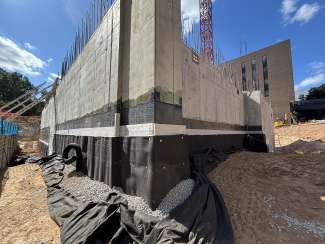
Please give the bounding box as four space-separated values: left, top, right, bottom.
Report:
262 56 269 97
242 63 247 91
251 58 258 90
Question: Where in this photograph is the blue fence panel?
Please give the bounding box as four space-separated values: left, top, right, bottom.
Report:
0 118 18 136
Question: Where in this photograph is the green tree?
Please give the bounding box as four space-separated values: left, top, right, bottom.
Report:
306 84 325 100
0 68 33 102
0 68 46 116
298 94 306 101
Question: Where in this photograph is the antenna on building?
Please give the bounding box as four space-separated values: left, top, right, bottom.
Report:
240 38 248 56
245 41 248 54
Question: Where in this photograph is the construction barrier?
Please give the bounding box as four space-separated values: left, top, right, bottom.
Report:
0 118 19 136
0 136 18 169
0 119 18 169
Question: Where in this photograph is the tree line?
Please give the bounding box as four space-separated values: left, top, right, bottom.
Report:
298 84 325 101
0 68 46 116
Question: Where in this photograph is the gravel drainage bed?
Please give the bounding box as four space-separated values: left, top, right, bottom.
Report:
62 165 195 219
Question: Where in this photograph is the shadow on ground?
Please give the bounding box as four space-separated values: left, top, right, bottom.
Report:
0 168 7 198
277 140 325 154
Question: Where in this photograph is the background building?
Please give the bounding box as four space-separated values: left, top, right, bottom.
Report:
226 40 295 121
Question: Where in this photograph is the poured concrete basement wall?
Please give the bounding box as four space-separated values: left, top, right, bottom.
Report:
182 51 245 127
40 0 274 208
55 0 121 125
42 0 157 133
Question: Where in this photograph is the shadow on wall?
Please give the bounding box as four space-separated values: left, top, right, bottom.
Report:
244 92 262 126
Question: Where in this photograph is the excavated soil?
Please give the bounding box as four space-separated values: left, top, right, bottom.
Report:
275 122 325 147
209 123 325 244
0 164 60 244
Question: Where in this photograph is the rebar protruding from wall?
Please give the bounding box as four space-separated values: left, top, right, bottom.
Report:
61 0 116 78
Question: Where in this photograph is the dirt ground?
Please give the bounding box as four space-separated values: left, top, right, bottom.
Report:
209 123 325 244
275 122 325 147
0 164 60 244
18 140 40 157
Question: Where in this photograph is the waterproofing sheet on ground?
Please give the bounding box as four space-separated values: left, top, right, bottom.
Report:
37 154 233 244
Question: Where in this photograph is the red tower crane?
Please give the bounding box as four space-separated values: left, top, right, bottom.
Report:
199 0 214 64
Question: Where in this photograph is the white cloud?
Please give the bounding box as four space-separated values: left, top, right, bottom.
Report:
47 73 60 83
182 0 200 23
0 35 46 76
281 0 321 25
296 73 325 89
49 73 59 78
308 62 325 74
47 58 54 63
281 0 298 16
291 3 321 23
24 42 37 51
296 61 325 91
181 0 216 34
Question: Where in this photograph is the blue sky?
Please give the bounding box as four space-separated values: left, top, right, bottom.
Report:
0 0 324 99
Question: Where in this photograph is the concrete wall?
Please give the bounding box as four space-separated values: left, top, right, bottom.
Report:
244 91 262 127
40 98 56 153
55 0 121 125
182 49 245 126
39 0 275 206
243 91 275 151
41 0 158 132
41 0 273 138
121 0 155 104
42 0 270 133
41 0 122 138
0 136 17 169
153 0 263 130
40 0 277 149
155 0 183 105
261 94 275 152
226 40 295 120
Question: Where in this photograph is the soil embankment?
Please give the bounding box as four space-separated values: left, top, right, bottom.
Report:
209 123 325 244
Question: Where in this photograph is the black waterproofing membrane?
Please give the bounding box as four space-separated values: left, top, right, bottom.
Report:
36 154 234 244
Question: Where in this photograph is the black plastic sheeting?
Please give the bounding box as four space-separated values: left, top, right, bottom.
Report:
53 134 191 209
36 154 234 244
52 132 268 209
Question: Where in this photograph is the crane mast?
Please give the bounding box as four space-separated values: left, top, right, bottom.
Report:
200 0 214 64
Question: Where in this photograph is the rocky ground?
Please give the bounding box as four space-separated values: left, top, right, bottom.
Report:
0 123 324 243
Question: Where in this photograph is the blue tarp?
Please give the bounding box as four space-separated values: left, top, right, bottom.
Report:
0 118 18 136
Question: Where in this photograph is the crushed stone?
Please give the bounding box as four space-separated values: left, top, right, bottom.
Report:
62 164 195 219
273 213 325 237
